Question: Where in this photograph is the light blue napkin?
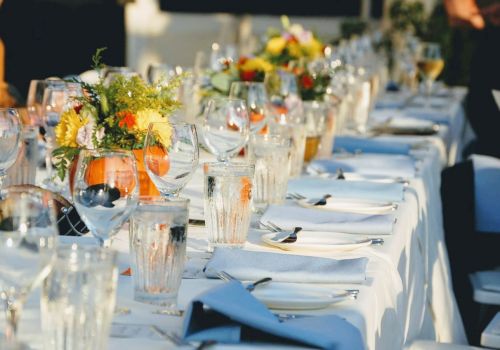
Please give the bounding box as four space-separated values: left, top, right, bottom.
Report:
334 136 411 155
310 154 416 179
471 155 500 233
288 177 405 202
182 281 365 350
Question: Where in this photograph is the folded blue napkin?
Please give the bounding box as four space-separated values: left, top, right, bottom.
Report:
334 136 411 155
288 177 405 202
471 154 500 233
182 281 365 350
310 154 416 179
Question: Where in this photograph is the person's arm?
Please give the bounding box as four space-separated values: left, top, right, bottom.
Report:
443 0 486 29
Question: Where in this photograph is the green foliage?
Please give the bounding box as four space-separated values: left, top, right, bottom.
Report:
389 0 427 36
340 19 368 39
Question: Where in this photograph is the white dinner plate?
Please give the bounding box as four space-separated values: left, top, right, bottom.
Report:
251 283 351 310
261 231 373 252
295 197 396 215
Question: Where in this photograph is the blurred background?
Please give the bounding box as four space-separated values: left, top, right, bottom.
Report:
0 0 474 100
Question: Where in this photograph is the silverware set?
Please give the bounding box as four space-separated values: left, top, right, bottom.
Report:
259 221 302 243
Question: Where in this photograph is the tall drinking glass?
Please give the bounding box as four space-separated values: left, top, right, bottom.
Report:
41 81 68 185
0 108 22 189
229 82 269 134
0 188 58 348
416 42 444 107
144 122 199 197
26 79 48 127
303 101 326 163
129 197 189 312
204 162 254 251
249 134 291 211
72 149 139 247
41 245 118 350
201 98 250 162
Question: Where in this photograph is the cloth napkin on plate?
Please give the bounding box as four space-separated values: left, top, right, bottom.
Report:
288 177 405 202
334 136 411 155
204 248 368 283
182 281 364 350
310 154 416 179
260 205 395 235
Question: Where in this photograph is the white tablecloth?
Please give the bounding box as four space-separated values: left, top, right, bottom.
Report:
7 89 468 350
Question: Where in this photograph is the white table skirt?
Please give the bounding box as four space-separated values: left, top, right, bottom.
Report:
5 90 468 349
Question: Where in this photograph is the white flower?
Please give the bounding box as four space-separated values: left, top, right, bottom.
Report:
289 24 313 44
76 120 95 149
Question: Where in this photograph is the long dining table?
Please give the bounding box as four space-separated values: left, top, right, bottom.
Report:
8 87 470 350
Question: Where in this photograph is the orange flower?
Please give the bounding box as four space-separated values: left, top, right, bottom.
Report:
117 111 136 129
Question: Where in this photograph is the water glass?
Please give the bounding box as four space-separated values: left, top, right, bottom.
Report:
41 245 118 350
316 102 337 159
129 197 189 309
249 134 291 210
229 82 269 134
303 101 326 163
204 162 254 251
0 108 22 188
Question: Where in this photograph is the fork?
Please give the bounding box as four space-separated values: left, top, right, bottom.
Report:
260 221 301 243
153 328 216 349
217 271 272 292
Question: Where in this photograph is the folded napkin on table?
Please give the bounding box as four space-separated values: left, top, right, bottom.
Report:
182 281 364 350
288 177 405 202
309 154 416 179
260 205 395 235
204 248 367 284
334 136 411 155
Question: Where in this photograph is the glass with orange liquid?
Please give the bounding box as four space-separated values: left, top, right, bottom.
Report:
303 101 326 163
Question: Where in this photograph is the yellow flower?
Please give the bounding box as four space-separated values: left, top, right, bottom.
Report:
266 37 287 56
302 37 324 58
239 57 274 73
134 109 172 148
287 42 302 58
55 109 88 147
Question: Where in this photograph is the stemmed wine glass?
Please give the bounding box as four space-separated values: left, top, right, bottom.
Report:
201 97 250 163
144 122 199 197
0 188 58 349
0 108 22 189
229 81 269 134
72 149 139 247
416 42 444 108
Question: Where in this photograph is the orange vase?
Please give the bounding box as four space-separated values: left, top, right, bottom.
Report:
69 149 167 197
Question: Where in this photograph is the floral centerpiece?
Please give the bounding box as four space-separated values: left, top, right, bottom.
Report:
200 55 274 100
53 49 182 193
260 16 325 67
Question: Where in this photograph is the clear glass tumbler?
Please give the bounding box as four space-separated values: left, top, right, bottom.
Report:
204 162 254 251
41 245 118 350
129 197 189 309
249 134 291 210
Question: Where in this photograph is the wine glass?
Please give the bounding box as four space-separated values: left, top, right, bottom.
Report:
0 188 58 348
144 123 199 197
416 42 444 107
0 108 22 189
229 81 269 134
147 63 173 85
72 149 139 247
201 97 250 163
